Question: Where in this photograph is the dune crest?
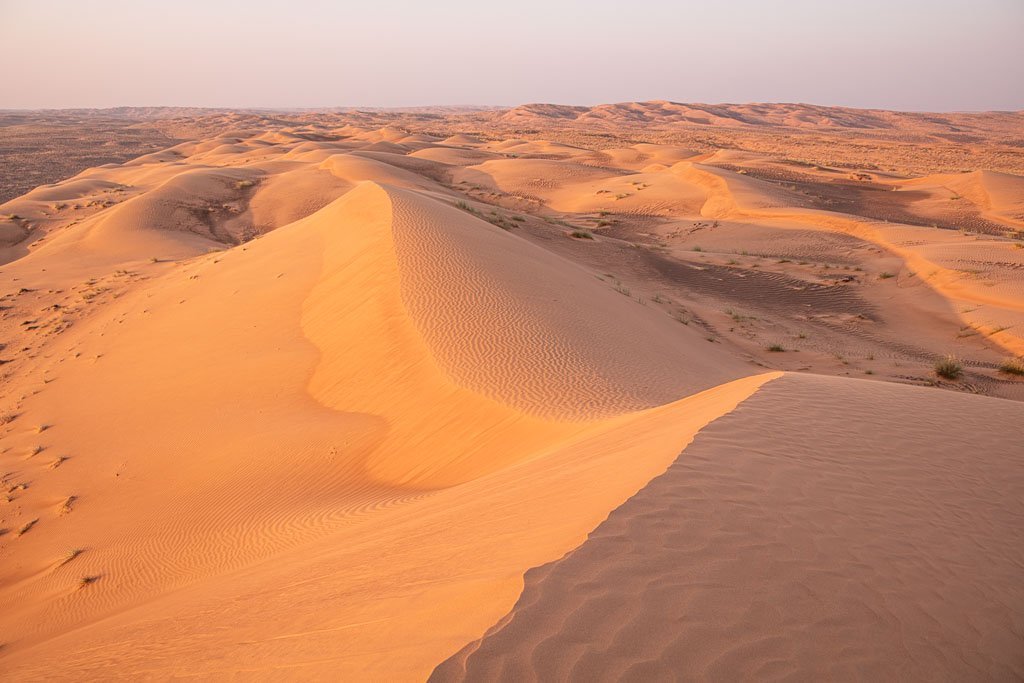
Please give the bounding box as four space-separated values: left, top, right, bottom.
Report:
433 374 1024 681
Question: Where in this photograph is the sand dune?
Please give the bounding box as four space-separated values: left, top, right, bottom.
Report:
502 100 1024 138
1 105 1022 679
433 374 1024 681
0 168 773 676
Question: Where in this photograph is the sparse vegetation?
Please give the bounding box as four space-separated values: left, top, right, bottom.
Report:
570 230 594 240
934 355 963 380
16 519 38 537
78 575 99 588
766 344 786 352
998 357 1024 376
878 272 895 279
59 496 77 515
57 548 83 568
455 200 516 230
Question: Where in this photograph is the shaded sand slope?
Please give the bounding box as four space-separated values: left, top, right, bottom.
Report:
0 180 767 678
0 374 775 679
433 373 1024 682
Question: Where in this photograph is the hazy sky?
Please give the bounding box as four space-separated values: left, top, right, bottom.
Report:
3 0 1023 111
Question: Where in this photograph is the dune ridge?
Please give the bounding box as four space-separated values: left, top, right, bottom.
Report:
0 163 775 678
433 373 1024 682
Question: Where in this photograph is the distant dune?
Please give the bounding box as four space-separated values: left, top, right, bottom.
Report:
0 105 1022 679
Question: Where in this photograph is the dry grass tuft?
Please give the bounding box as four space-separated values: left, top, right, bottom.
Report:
16 519 38 537
59 495 77 515
934 355 963 380
998 357 1024 376
57 548 83 568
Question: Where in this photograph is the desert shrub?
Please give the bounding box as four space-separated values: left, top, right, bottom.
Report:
934 355 963 380
998 357 1024 376
454 200 479 215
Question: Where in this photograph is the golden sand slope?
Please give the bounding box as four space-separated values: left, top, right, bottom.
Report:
433 373 1024 681
0 176 766 678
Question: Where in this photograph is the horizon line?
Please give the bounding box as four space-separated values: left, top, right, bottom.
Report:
3 101 1023 116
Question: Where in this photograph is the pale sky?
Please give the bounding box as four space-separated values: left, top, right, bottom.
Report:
2 0 1022 111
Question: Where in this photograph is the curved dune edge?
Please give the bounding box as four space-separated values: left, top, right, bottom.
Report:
302 181 753 488
679 162 1024 356
0 369 780 680
385 186 749 422
0 166 780 678
903 170 1024 230
431 373 1024 681
300 182 585 489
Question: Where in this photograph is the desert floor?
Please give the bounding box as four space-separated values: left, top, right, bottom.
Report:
1 103 1022 680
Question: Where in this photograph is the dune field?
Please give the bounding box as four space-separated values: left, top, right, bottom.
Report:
0 103 1022 679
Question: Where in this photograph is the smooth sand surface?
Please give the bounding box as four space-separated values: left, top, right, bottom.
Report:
433 373 1024 681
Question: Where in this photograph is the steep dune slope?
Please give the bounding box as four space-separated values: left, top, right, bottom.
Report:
387 188 747 420
0 179 769 678
434 373 1024 682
